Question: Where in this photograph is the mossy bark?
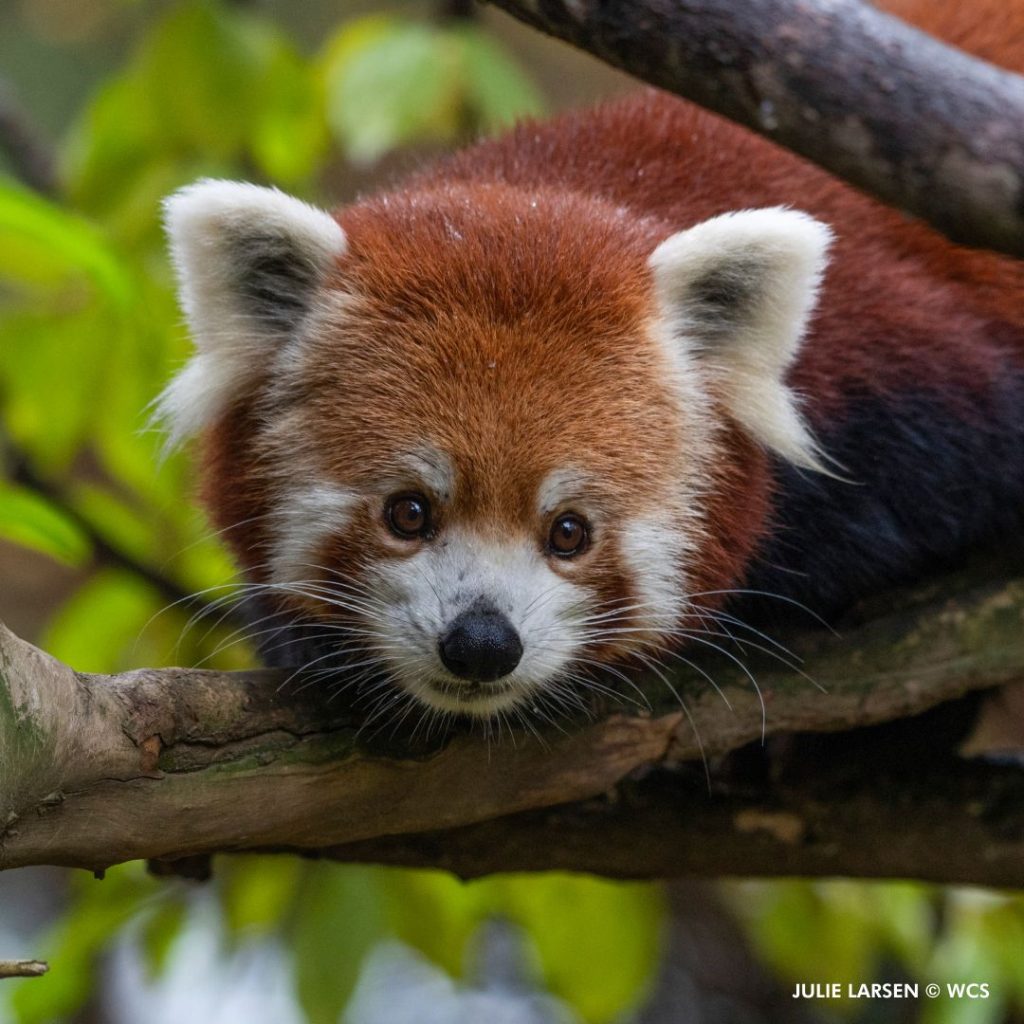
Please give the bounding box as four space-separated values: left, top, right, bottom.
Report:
2 551 1023 882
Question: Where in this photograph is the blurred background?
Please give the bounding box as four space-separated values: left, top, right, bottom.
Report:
2 1 1024 1022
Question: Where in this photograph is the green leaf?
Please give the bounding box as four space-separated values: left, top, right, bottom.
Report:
381 868 486 978
42 569 168 673
289 864 387 1024
0 483 91 566
0 184 144 470
142 3 265 160
63 69 164 222
869 881 935 973
381 870 665 1024
0 308 106 470
323 19 462 163
220 856 303 942
984 897 1024 1002
321 17 543 164
250 34 328 185
923 890 1018 1024
66 2 322 231
0 181 133 306
730 880 877 995
69 482 158 567
139 899 189 980
459 28 545 130
489 874 665 1023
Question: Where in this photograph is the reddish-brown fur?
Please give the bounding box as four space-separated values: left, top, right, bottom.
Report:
203 185 770 650
200 0 1024 640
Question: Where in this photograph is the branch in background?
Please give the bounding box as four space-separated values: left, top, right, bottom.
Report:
2 434 213 615
2 549 1023 883
0 77 214 617
0 79 57 197
0 960 49 980
441 0 476 20
637 882 826 1024
483 0 1024 258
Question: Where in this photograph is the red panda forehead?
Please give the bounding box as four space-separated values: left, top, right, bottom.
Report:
285 190 688 525
333 183 661 328
292 307 688 528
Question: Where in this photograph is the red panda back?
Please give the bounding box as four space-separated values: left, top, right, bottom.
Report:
426 104 1024 418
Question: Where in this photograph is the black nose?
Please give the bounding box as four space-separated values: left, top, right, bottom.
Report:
438 605 523 682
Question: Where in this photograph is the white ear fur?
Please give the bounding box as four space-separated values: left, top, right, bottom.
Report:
648 208 832 471
158 179 346 446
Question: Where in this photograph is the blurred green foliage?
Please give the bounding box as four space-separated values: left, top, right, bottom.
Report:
3 861 663 1023
3 2 1024 1023
0 3 653 1022
731 881 1024 1024
0 0 544 677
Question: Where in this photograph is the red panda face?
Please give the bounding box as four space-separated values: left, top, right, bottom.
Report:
161 180 830 720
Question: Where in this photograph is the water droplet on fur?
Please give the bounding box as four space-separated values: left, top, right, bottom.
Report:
759 99 778 130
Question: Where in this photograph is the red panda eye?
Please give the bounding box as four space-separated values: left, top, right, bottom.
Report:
386 494 430 539
549 514 589 557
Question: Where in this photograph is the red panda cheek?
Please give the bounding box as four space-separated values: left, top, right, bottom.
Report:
551 538 637 660
198 400 277 581
559 512 696 665
317 507 423 580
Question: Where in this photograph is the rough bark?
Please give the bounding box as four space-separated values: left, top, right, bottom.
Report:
2 550 1023 882
0 960 48 979
483 0 1024 258
328 709 1024 888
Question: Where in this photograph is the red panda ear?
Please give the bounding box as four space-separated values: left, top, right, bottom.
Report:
648 208 833 471
157 180 346 446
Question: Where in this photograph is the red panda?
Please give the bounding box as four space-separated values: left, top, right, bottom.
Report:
159 1 1024 722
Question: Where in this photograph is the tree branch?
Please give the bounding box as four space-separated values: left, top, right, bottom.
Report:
2 435 209 614
483 0 1024 258
0 79 57 197
3 549 1023 882
0 960 49 980
328 711 1024 887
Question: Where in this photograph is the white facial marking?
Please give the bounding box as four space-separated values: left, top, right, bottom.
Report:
364 529 589 717
158 180 347 447
648 207 833 471
269 483 358 585
536 467 591 517
619 517 689 641
385 447 456 502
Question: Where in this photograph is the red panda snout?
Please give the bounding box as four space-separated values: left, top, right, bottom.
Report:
259 470 696 718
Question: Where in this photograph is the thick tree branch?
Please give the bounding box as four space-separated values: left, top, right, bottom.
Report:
484 0 1024 258
2 550 1023 882
329 712 1024 887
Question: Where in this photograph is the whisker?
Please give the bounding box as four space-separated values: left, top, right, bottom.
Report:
633 650 711 794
